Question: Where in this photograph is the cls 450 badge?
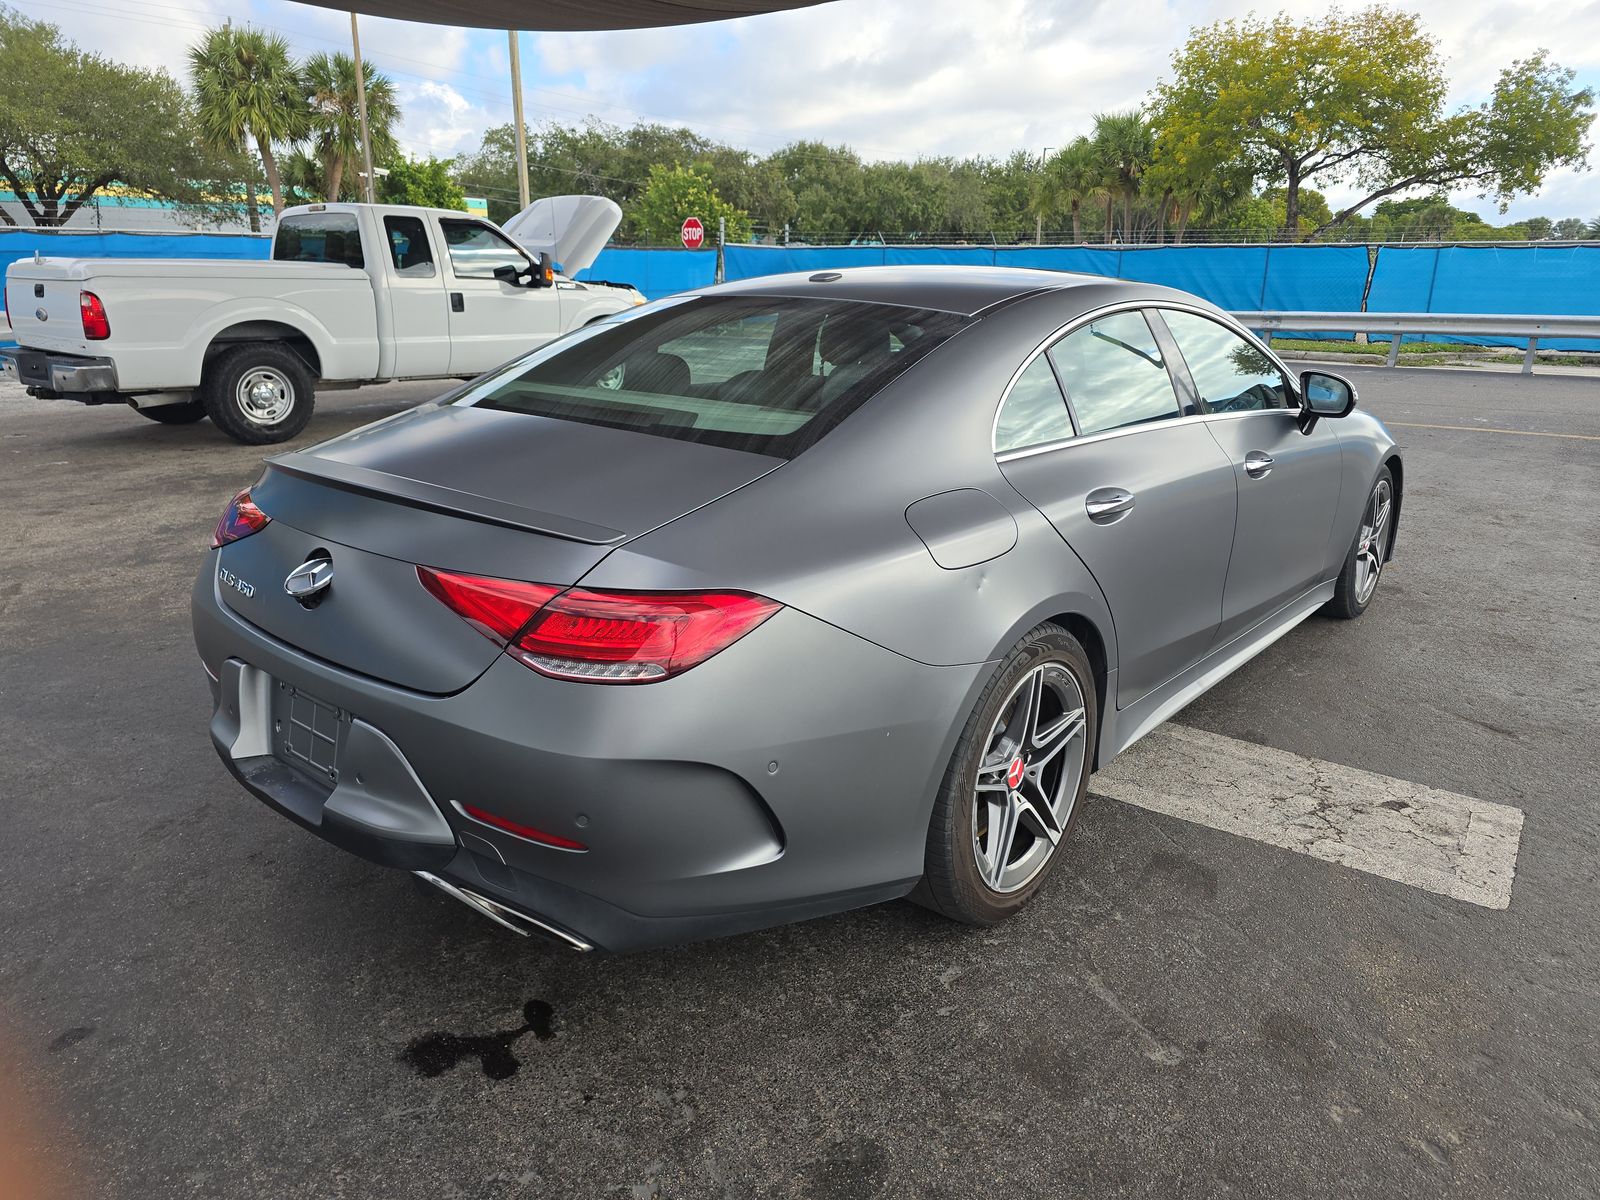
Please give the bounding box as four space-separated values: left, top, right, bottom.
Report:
218 566 255 598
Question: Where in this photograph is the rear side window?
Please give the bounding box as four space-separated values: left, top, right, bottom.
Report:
438 219 529 279
1160 309 1289 412
464 296 967 458
994 355 1075 454
384 215 435 278
274 212 364 268
1049 311 1181 436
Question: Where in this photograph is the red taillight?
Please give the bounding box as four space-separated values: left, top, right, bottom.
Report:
462 803 587 851
416 567 560 642
79 290 109 340
418 566 781 684
512 588 781 682
211 487 270 548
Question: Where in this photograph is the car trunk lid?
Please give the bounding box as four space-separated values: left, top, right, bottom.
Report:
216 403 782 694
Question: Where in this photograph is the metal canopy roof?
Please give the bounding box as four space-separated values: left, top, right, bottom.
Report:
310 1 836 31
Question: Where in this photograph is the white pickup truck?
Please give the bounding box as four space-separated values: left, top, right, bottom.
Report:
0 196 642 443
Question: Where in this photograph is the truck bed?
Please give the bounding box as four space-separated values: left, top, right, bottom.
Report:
4 257 378 390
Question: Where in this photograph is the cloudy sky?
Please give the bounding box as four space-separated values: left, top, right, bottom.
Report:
20 0 1600 223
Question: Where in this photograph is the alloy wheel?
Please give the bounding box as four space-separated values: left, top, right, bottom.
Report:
1355 477 1392 605
971 663 1089 894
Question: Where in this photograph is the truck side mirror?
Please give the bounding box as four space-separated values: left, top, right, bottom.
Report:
529 254 555 288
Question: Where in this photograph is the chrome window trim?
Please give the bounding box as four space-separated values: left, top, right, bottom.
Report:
990 299 1304 460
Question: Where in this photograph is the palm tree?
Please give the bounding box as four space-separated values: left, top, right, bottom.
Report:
1586 216 1600 238
1092 111 1154 243
1051 138 1107 244
189 25 308 218
304 52 398 202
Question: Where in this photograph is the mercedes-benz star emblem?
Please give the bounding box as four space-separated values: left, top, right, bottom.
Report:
284 556 333 602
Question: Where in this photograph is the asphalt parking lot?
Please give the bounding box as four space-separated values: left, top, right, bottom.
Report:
2 365 1598 1199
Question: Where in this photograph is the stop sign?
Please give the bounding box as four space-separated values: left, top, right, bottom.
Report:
680 217 705 250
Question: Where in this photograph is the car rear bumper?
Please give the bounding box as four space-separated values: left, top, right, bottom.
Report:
193 552 989 953
0 346 119 397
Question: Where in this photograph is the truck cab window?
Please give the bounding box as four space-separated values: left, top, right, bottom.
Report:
384 215 435 278
438 219 529 280
274 212 364 268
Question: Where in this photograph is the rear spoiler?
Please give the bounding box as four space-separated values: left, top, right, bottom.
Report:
267 452 626 545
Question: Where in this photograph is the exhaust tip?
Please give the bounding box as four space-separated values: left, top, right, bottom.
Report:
413 871 593 952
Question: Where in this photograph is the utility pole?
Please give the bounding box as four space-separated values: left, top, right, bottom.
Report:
351 12 375 204
509 31 530 211
1036 146 1054 246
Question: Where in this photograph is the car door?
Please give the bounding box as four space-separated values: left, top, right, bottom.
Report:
379 213 451 377
437 217 563 376
995 309 1238 709
1153 308 1345 643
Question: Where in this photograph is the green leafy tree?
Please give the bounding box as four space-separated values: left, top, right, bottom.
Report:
304 51 397 202
770 141 868 239
1552 217 1586 240
378 155 465 210
0 8 220 226
189 24 308 218
1152 10 1593 240
630 163 750 246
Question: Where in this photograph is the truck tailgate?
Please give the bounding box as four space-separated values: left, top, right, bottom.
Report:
3 265 89 354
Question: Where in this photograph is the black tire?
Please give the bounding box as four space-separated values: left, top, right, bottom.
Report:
918 622 1098 926
133 400 207 424
200 343 316 445
1323 464 1395 620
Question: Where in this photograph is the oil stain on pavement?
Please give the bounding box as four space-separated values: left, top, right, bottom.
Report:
401 1000 555 1080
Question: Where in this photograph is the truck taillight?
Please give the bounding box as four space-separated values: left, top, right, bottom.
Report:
80 291 109 340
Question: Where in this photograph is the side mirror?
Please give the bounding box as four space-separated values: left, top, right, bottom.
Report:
1297 370 1357 432
528 253 555 289
491 263 522 285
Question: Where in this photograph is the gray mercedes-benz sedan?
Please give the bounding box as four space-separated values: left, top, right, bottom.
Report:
193 266 1401 952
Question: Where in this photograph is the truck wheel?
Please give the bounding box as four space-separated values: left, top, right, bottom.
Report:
134 400 207 425
200 344 315 445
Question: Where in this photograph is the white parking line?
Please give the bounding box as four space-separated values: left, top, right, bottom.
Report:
1093 725 1524 909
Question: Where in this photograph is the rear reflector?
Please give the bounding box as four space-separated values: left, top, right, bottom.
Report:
79 290 110 340
211 487 270 548
462 803 587 851
418 566 781 684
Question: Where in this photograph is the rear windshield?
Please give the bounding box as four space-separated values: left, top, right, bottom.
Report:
461 296 968 457
274 212 364 268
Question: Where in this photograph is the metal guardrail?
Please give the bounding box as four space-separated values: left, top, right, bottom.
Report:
1236 311 1600 375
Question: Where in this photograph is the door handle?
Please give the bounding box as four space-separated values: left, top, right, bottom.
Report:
1085 487 1135 523
450 292 464 312
1243 451 1274 478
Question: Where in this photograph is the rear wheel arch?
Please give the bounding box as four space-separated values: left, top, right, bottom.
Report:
1045 611 1111 768
204 321 323 380
1382 452 1403 560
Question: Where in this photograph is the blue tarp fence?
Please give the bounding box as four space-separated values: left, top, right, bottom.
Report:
581 241 1599 349
4 229 1592 351
1365 244 1600 350
0 229 269 280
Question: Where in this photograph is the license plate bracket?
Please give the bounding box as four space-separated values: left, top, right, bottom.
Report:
271 682 350 784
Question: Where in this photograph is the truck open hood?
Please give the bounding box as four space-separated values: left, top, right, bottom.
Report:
501 195 621 276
